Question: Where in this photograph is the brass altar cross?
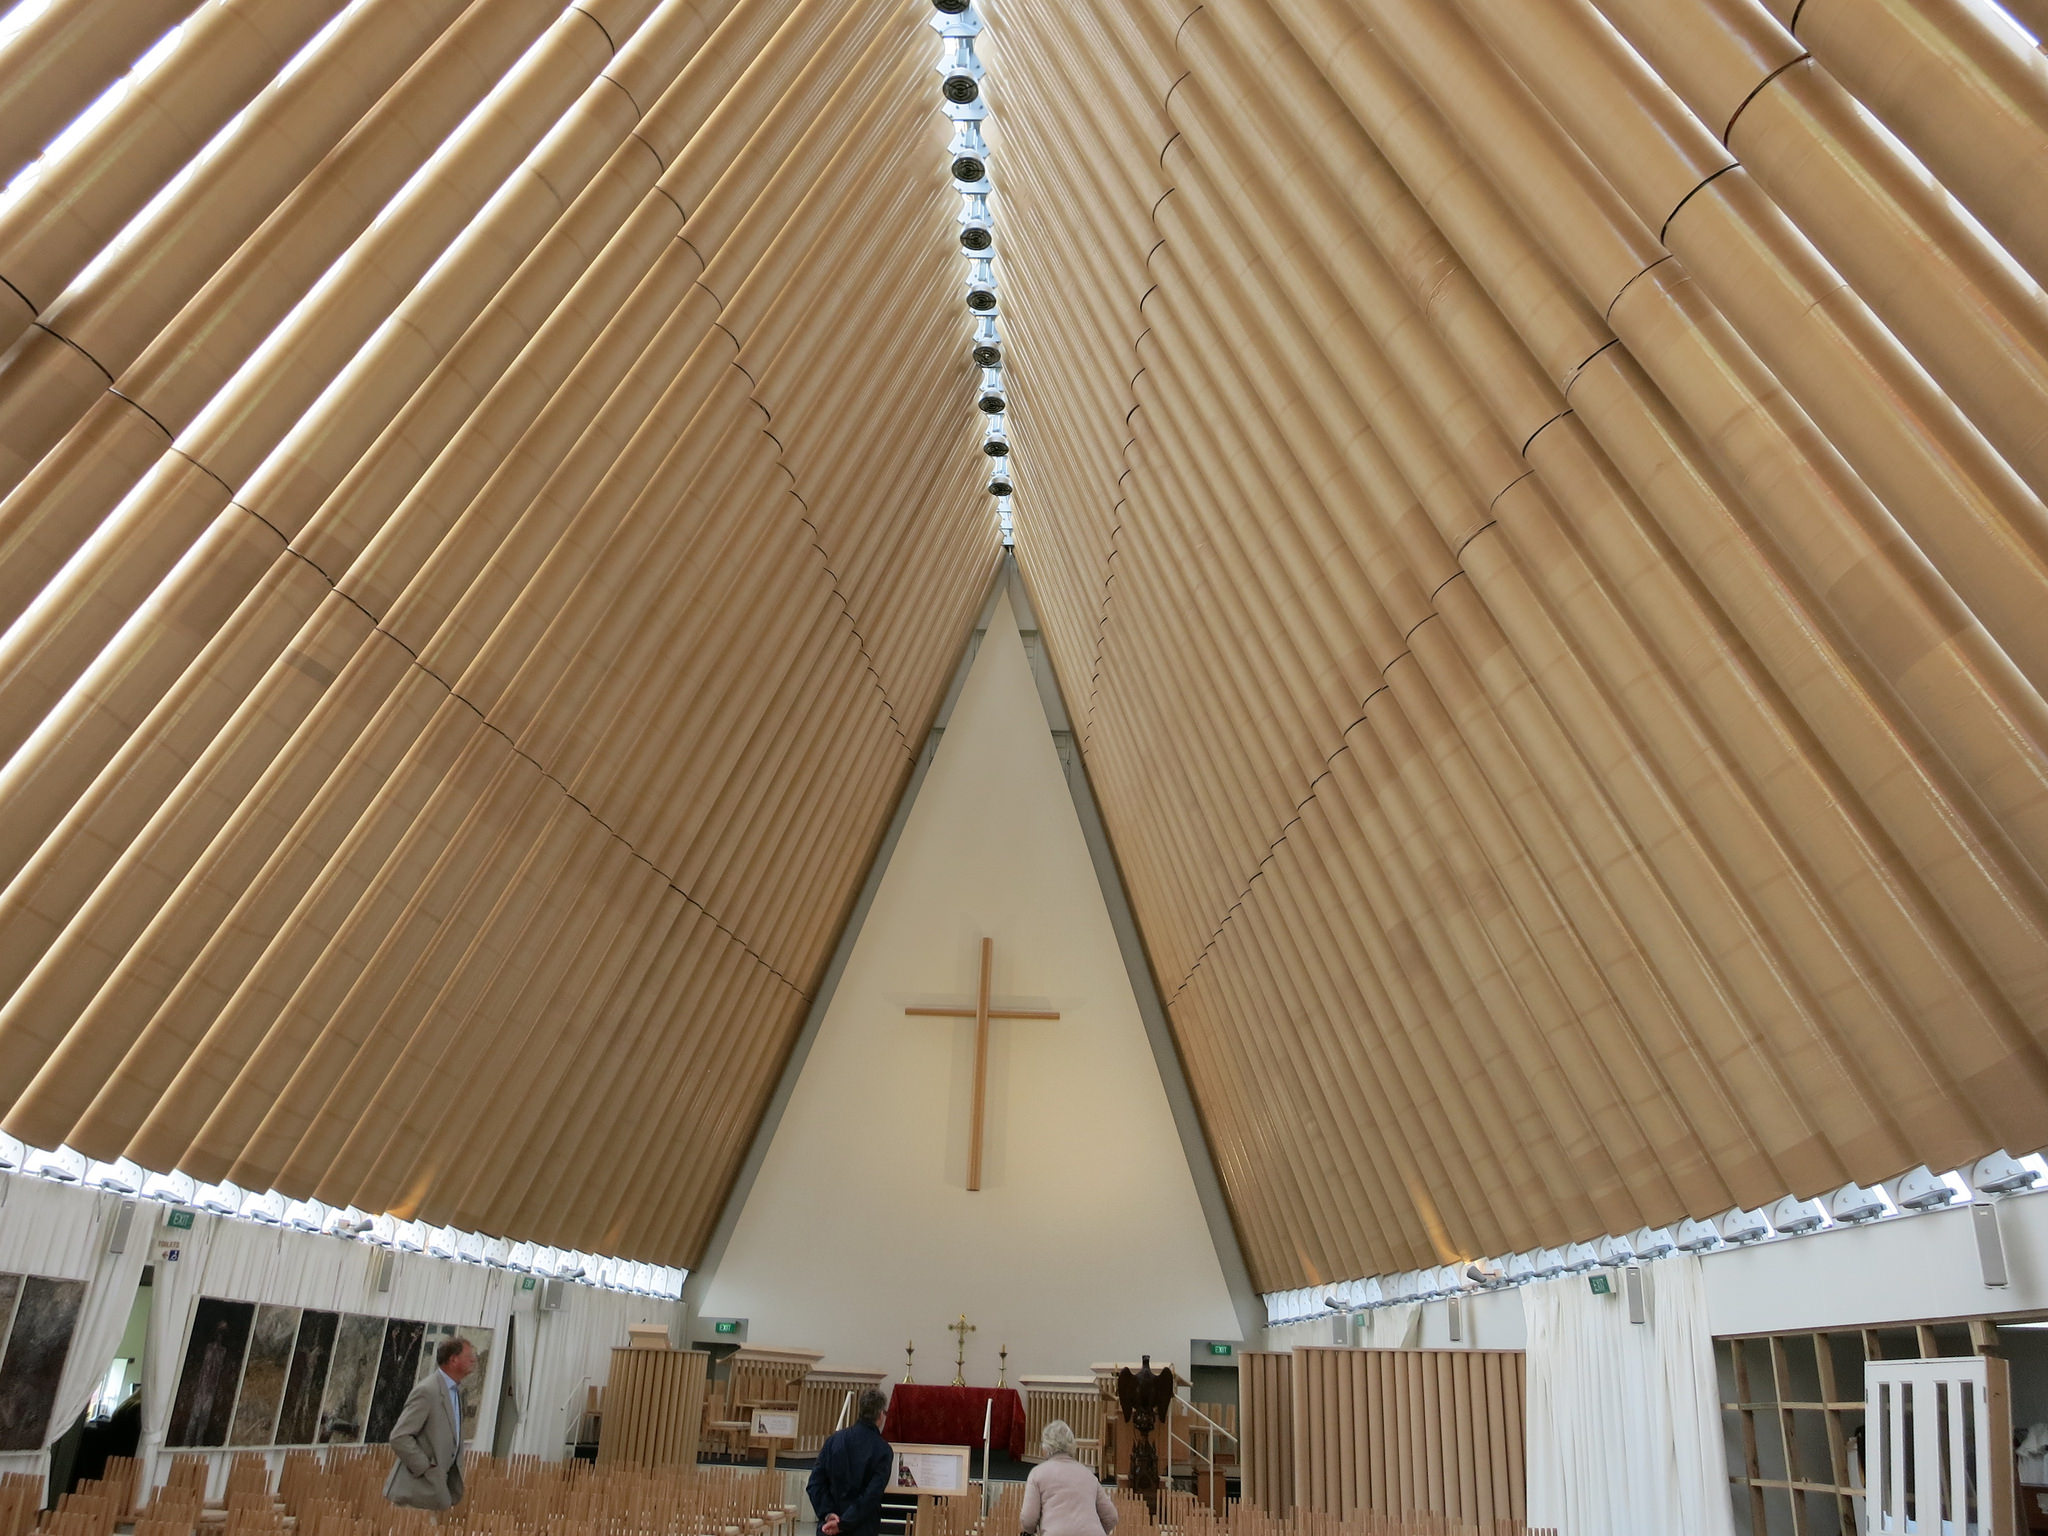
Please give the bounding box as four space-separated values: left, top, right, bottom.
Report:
906 937 1060 1191
947 1313 976 1386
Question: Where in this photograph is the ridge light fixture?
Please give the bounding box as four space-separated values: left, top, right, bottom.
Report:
1972 1150 2043 1194
1828 1182 1888 1222
1768 1195 1828 1235
1895 1165 1960 1211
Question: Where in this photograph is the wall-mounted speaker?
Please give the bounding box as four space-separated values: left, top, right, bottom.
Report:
107 1199 137 1255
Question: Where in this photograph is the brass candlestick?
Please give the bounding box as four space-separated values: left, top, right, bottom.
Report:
997 1345 1008 1388
904 1340 915 1384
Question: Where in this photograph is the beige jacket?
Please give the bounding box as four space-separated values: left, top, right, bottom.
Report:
1020 1454 1116 1536
383 1371 465 1510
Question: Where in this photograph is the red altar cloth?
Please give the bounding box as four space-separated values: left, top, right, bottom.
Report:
884 1384 1026 1457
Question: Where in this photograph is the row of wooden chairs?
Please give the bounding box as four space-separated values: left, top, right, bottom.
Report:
919 1483 1552 1536
11 1449 793 1536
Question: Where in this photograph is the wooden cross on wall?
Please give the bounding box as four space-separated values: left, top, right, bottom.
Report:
905 937 1059 1191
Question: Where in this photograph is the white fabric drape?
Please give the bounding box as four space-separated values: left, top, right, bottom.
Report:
1523 1257 1734 1536
1356 1304 1420 1349
1258 1306 1417 1352
1258 1317 1340 1351
509 1287 681 1458
0 1173 106 1275
0 1173 150 1486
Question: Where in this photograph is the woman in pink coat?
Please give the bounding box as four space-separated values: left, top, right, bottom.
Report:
1020 1421 1118 1536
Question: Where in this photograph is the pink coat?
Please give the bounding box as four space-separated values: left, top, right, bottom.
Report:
1019 1454 1117 1536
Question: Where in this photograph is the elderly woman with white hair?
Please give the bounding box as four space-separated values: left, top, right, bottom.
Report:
1019 1421 1117 1536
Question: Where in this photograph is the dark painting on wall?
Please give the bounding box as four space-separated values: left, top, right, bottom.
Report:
167 1298 254 1447
319 1313 384 1444
229 1303 300 1446
414 1323 492 1443
364 1318 424 1444
276 1309 337 1445
417 1323 459 1386
457 1325 492 1440
0 1275 88 1450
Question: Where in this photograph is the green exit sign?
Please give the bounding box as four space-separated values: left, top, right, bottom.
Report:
520 1276 536 1291
1207 1343 1233 1356
1587 1274 1613 1296
714 1320 739 1334
166 1209 194 1230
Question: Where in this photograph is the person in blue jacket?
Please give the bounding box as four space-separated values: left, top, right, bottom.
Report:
809 1388 893 1536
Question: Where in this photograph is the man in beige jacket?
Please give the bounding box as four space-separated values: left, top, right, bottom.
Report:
383 1337 475 1510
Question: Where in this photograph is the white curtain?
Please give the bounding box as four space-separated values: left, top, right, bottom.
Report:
1256 1306 1417 1353
1356 1303 1420 1349
1523 1256 1734 1536
0 1174 150 1486
1258 1317 1337 1351
509 1286 682 1458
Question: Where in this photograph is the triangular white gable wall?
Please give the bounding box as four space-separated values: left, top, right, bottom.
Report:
697 591 1240 1380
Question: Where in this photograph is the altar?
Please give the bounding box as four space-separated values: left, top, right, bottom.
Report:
884 1383 1027 1457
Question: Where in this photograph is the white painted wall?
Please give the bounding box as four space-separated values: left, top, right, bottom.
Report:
696 593 1240 1382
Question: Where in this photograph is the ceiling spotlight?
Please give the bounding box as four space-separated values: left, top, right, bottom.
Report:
1895 1165 1960 1211
949 120 989 180
1972 1150 2043 1195
960 193 993 252
988 469 1013 496
195 1180 244 1215
1673 1216 1720 1252
240 1188 288 1224
85 1157 144 1193
285 1198 329 1232
965 257 997 312
933 0 970 12
939 38 983 105
25 1145 87 1181
141 1169 196 1204
1629 1225 1676 1259
1593 1234 1635 1267
1717 1207 1772 1245
1768 1195 1828 1235
977 368 1005 412
1827 1182 1887 1223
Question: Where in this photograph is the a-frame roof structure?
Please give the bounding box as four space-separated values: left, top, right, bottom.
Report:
0 0 2045 1295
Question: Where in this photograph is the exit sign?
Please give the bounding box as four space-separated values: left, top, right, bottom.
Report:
1587 1274 1613 1296
1207 1343 1233 1356
520 1276 536 1291
165 1209 194 1230
714 1320 739 1334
